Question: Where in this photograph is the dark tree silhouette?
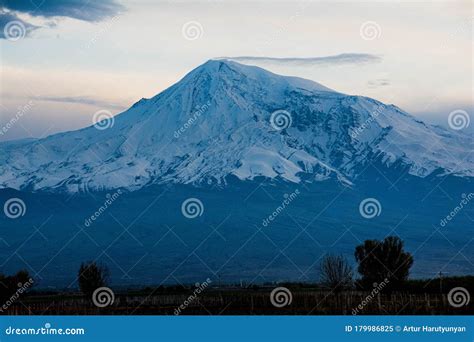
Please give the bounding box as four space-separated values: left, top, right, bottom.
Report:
355 236 413 290
0 270 33 303
320 255 353 292
78 262 109 296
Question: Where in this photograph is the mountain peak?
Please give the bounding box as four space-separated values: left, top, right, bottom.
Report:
182 58 336 94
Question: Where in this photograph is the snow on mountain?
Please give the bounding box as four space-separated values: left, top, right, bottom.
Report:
0 59 473 192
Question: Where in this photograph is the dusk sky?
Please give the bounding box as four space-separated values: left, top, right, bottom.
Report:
1 0 472 141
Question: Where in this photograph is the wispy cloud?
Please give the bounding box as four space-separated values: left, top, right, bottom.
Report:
1 0 124 22
367 78 391 88
217 53 382 67
37 96 126 111
1 0 124 39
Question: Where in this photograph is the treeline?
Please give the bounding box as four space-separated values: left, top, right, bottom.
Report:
1 236 473 299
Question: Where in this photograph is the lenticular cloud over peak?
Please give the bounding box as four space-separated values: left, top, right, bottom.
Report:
215 54 382 67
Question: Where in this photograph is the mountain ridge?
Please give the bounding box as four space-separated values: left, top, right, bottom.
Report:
1 59 473 193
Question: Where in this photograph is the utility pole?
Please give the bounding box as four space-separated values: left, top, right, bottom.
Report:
438 271 448 293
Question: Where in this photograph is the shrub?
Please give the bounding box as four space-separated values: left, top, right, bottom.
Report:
355 236 413 291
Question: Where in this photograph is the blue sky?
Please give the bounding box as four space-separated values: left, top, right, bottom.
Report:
0 0 472 141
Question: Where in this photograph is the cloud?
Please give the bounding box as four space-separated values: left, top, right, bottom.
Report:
0 11 39 39
367 78 391 88
37 96 127 111
1 0 124 22
218 53 382 67
0 0 124 39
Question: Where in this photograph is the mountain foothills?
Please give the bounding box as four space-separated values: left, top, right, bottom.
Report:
0 59 473 192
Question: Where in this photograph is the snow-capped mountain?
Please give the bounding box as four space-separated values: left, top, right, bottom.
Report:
1 60 473 192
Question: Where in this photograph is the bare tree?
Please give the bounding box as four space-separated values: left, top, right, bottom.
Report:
320 255 353 292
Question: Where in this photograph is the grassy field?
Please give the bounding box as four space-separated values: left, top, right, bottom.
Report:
4 287 473 315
